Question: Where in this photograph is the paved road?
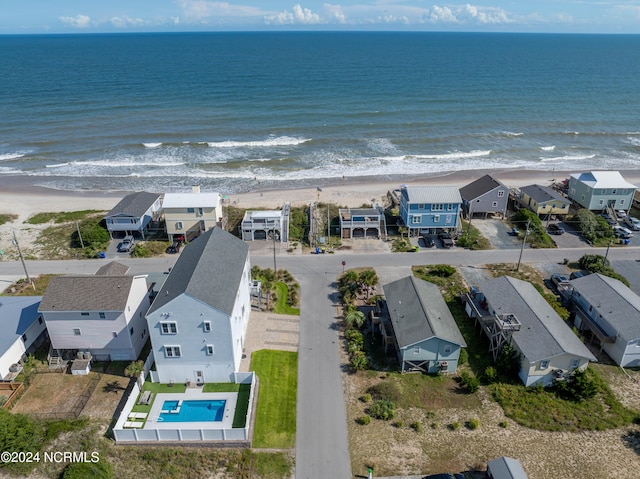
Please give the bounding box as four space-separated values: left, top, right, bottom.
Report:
3 244 640 479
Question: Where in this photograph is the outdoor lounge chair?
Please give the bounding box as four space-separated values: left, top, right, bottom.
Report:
124 421 143 429
128 412 148 420
138 391 151 405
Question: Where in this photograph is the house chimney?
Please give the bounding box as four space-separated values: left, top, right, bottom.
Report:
192 185 200 194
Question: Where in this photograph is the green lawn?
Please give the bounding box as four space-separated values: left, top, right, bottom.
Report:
24 210 104 224
274 282 300 315
251 350 297 448
142 382 187 394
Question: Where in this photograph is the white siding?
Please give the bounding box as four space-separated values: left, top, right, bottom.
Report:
0 340 26 379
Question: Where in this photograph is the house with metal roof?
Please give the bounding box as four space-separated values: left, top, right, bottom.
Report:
163 186 223 242
146 227 251 384
487 457 528 479
0 297 47 381
104 192 162 239
39 272 151 362
518 184 570 217
568 171 637 211
569 273 640 367
241 204 290 242
399 185 462 235
464 276 595 386
338 207 387 239
382 276 466 374
459 174 509 218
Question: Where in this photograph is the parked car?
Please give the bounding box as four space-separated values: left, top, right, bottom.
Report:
616 209 627 219
438 232 454 248
117 235 135 252
600 213 617 226
624 216 640 231
570 271 590 280
166 241 182 254
422 236 436 248
547 223 565 235
613 225 633 239
551 273 570 289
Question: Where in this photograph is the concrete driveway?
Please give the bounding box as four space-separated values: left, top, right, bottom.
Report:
470 218 521 249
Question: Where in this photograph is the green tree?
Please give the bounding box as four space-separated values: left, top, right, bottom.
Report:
358 269 378 298
344 307 366 330
495 344 521 379
124 360 144 379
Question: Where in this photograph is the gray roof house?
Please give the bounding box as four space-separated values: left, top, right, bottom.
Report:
459 174 509 218
518 184 570 217
0 297 46 381
569 273 640 367
382 276 466 374
39 272 151 361
104 192 162 239
468 276 596 386
487 457 528 479
146 227 252 384
568 171 637 211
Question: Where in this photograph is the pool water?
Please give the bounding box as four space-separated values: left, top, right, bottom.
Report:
159 399 226 422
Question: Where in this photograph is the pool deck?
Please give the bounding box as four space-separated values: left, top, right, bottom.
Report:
144 389 238 430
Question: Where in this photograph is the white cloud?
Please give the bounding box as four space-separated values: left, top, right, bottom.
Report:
324 3 347 24
426 4 512 25
265 4 322 25
110 16 146 28
427 6 458 23
59 14 92 28
177 0 266 21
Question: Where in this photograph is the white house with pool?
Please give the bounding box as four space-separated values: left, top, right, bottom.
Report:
146 226 251 384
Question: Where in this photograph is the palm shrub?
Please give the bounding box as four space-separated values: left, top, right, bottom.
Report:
344 307 366 330
368 399 396 420
350 350 368 371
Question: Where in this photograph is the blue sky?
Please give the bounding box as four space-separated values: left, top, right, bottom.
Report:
1 1 640 34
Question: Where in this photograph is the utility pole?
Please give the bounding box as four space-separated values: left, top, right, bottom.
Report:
271 224 277 273
465 202 473 241
603 240 612 266
75 221 85 248
12 230 34 290
516 219 530 272
327 203 330 246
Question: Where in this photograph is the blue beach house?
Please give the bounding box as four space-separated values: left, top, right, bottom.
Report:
399 185 462 235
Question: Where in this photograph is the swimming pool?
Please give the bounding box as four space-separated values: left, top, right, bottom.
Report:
159 399 226 422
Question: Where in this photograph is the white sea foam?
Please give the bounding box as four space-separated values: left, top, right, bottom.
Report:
540 145 555 151
45 162 71 168
143 142 162 148
502 131 524 137
0 152 26 161
540 154 596 162
626 137 640 147
206 136 311 148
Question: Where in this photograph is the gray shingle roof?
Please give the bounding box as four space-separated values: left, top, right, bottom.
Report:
148 227 249 316
459 174 505 201
39 276 134 312
480 276 595 362
0 296 42 355
105 192 160 218
383 276 466 349
402 186 462 205
570 273 640 340
520 184 568 204
95 261 130 276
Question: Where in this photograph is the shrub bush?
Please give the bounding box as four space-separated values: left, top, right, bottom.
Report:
356 415 371 425
62 460 113 479
458 348 468 366
350 350 368 371
410 421 423 432
449 421 461 430
467 418 480 430
498 420 509 428
368 400 396 420
393 420 404 428
484 366 498 383
459 371 480 393
429 264 456 277
359 393 372 403
367 381 402 403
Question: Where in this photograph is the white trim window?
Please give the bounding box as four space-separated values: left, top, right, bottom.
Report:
206 344 214 355
444 344 452 354
414 345 420 354
165 345 181 358
431 203 444 211
492 201 498 207
497 190 505 197
203 321 211 332
570 358 580 369
540 359 549 370
412 215 422 224
175 221 183 230
160 321 178 335
433 214 440 223
73 328 81 336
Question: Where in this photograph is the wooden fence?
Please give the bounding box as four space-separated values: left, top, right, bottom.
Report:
0 382 25 410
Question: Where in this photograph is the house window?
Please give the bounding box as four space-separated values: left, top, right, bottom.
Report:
164 345 181 358
540 360 549 369
81 312 90 316
22 333 27 342
433 214 440 223
497 190 505 197
412 215 421 224
38 317 43 325
197 207 204 216
206 344 214 355
612 189 617 194
445 215 452 224
187 208 195 213
570 359 580 369
414 346 420 354
130 327 134 336
73 328 81 336
432 204 443 211
160 321 178 334
492 201 498 207
417 204 425 210
599 199 604 205
447 204 455 211
99 312 106 319
203 321 211 332
175 221 183 230
112 331 118 338
444 344 451 354
581 195 585 201
621 199 625 205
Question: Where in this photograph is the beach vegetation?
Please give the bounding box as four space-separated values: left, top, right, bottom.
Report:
24 210 104 225
251 350 297 448
510 209 556 248
575 210 614 246
577 254 630 286
456 223 491 250
225 206 246 238
0 213 18 226
490 367 637 431
251 266 300 313
273 281 300 315
0 274 56 296
288 206 310 243
130 240 170 257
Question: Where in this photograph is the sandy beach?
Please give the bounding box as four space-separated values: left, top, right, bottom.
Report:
2 168 640 258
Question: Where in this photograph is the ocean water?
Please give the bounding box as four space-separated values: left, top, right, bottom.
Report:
1 32 640 193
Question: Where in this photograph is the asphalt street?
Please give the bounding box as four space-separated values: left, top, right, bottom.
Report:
2 244 640 479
